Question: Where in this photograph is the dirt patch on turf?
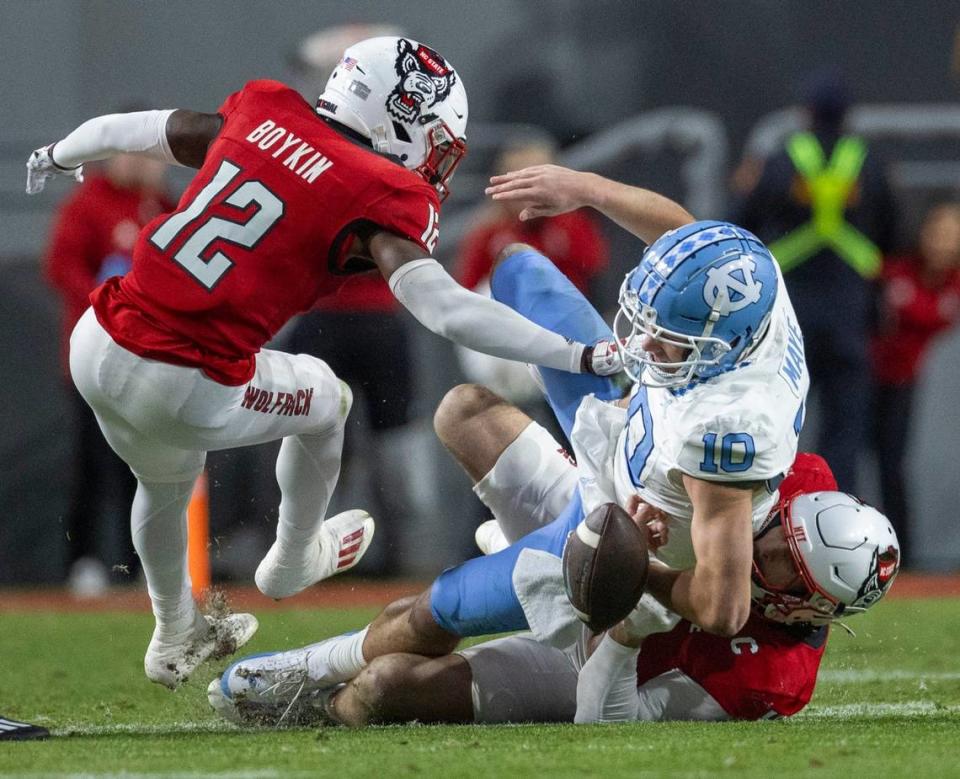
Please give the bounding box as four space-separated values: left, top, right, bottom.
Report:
0 573 957 613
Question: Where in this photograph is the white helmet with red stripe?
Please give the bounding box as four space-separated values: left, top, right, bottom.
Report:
315 36 468 201
752 491 901 625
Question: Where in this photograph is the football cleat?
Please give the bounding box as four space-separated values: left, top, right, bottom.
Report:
145 611 259 689
0 715 50 741
255 510 375 600
475 519 509 555
208 650 341 726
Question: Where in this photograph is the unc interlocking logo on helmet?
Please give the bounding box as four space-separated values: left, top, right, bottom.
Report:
613 220 780 387
387 39 457 124
702 256 764 316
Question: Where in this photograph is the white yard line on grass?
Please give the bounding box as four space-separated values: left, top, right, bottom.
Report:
60 774 293 779
53 720 240 737
819 669 960 683
797 701 960 719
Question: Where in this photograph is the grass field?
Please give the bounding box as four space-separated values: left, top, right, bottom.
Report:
2 591 960 778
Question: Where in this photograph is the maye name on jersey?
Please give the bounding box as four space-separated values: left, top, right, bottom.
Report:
573 264 809 571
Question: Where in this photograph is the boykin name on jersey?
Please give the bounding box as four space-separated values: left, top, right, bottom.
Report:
245 119 334 184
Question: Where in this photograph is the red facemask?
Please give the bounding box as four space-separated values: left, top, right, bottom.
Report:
416 120 467 202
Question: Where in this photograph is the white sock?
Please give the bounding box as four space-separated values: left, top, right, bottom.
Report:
472 421 577 543
306 626 369 683
131 478 198 639
274 384 350 556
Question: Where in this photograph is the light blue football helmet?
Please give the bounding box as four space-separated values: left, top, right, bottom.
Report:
614 220 778 388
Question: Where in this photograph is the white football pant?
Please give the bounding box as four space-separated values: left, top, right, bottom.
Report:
69 308 350 637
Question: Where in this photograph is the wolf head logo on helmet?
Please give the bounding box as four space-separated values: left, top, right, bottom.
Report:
386 39 457 125
851 544 901 609
751 491 901 626
315 36 468 201
614 221 778 388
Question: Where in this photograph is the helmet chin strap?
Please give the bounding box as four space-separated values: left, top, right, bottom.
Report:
368 125 390 155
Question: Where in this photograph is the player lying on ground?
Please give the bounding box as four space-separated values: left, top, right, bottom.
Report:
207 190 898 722
202 166 813 706
208 442 899 726
24 38 640 690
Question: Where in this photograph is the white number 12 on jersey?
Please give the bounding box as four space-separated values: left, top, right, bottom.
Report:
150 160 285 290
420 203 440 253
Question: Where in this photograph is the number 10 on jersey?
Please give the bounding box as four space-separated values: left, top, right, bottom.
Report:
700 432 756 474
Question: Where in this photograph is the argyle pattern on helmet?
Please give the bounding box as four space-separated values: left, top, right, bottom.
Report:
635 224 756 307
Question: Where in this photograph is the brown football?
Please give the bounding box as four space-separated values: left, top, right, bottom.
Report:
562 502 650 632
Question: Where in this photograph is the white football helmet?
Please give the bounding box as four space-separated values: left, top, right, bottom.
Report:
315 36 468 201
752 491 901 626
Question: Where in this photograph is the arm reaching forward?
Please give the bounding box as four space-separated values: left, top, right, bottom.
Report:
369 232 621 375
26 109 221 194
485 164 695 245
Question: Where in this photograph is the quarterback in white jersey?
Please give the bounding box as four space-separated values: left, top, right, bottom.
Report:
573 259 808 571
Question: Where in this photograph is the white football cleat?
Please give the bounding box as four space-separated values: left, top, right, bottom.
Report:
475 519 510 555
255 510 375 600
208 649 341 726
145 611 259 689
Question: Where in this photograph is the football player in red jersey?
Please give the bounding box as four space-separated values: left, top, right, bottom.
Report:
207 448 900 726
25 37 638 689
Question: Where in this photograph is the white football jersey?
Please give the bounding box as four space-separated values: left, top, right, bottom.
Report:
572 273 808 571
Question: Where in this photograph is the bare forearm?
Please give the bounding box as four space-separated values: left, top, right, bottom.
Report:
581 174 695 245
645 562 749 637
485 164 694 243
644 562 685 617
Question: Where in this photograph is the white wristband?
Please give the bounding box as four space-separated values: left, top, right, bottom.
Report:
389 259 585 373
52 110 181 169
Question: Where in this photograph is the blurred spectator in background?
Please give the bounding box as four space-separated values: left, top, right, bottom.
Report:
735 67 897 492
284 23 415 575
454 138 609 423
457 139 608 295
45 151 173 595
871 202 960 565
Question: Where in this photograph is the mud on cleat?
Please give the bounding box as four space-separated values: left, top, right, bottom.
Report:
208 650 341 727
255 509 375 600
145 611 259 689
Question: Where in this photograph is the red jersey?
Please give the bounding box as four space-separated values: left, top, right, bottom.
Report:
635 451 837 720
91 80 440 385
871 255 960 385
44 174 173 372
637 615 827 719
456 210 608 293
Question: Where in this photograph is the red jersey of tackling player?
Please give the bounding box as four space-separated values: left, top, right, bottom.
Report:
90 80 440 385
637 452 837 720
